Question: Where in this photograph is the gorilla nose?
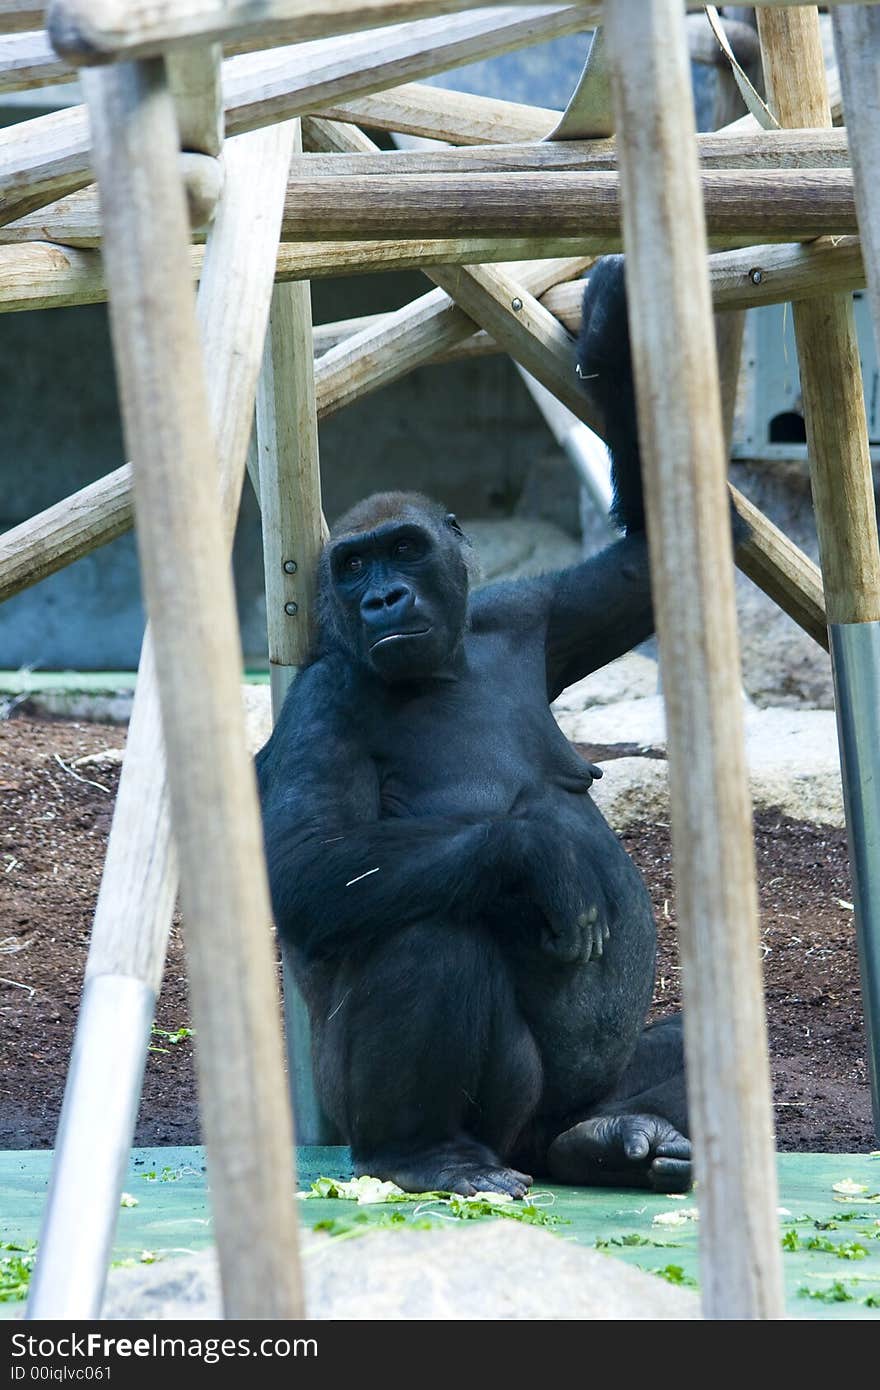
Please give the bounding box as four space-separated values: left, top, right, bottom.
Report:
361 584 415 628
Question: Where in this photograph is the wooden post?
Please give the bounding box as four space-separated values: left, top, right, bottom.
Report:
604 0 783 1319
167 43 224 156
255 122 330 1144
756 6 880 628
80 62 302 1321
758 3 880 1132
30 114 300 1325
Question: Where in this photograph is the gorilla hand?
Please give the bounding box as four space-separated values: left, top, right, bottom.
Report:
523 842 610 964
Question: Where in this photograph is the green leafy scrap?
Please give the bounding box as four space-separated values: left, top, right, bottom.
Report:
652 1264 698 1288
0 1241 36 1304
149 1024 195 1053
299 1175 567 1230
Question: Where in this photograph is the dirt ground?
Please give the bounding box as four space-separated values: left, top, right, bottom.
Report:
0 714 874 1153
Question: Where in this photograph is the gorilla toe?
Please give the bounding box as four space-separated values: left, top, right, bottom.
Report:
547 1113 692 1192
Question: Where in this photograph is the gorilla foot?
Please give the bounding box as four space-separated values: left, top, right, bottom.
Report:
354 1141 533 1199
547 1113 691 1192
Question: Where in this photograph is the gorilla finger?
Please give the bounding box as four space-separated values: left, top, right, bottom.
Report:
621 1126 651 1162
648 1157 692 1193
655 1133 692 1161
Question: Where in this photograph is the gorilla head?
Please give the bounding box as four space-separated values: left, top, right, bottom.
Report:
319 491 475 682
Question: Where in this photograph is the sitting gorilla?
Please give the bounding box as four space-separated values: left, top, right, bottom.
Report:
257 257 712 1197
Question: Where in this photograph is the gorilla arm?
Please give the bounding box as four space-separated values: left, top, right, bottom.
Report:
257 675 527 962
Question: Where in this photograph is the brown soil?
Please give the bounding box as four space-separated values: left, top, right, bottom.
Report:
0 715 874 1153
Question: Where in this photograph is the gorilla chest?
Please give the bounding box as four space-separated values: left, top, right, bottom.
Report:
368 657 584 819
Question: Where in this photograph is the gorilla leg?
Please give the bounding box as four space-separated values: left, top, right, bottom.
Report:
315 921 543 1197
546 1016 692 1192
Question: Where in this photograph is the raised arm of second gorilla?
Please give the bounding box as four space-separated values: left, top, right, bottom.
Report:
257 256 704 1198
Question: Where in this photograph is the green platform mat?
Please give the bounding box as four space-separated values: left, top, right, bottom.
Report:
3 1148 879 1318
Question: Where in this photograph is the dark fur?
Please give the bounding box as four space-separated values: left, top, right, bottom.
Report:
256 258 706 1197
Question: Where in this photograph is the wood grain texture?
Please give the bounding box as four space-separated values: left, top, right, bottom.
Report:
758 5 880 626
606 0 783 1320
84 59 302 1319
0 27 75 93
833 7 880 579
4 6 582 97
313 80 557 142
167 42 224 156
0 7 584 224
0 462 132 602
256 153 324 670
732 484 828 650
314 255 585 419
47 0 602 62
289 126 849 175
275 168 857 241
0 2 42 33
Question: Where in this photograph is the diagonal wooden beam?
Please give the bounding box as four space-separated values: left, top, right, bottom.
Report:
0 6 586 227
46 0 602 63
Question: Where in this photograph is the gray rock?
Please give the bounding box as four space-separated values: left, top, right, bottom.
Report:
464 517 581 584
551 654 658 713
561 696 845 829
101 1223 700 1321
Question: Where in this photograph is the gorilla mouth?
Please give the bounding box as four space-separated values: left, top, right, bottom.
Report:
369 627 431 652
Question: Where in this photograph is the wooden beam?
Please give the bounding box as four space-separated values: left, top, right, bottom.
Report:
757 5 880 626
0 27 75 93
606 0 783 1321
274 168 857 242
310 81 558 142
314 254 587 418
0 6 585 224
0 257 584 600
542 236 866 326
289 125 849 175
168 42 224 157
0 2 43 33
47 0 603 63
0 149 223 234
732 483 827 651
82 58 302 1322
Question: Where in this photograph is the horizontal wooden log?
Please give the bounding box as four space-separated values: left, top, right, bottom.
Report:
6 131 851 244
47 0 603 63
0 27 75 92
0 2 42 34
278 169 857 241
292 127 849 175
542 236 867 325
0 7 584 225
0 229 866 314
1 152 223 236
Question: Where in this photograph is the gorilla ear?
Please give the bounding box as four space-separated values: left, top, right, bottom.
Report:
445 512 465 538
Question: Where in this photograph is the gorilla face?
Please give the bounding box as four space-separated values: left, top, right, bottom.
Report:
326 507 470 683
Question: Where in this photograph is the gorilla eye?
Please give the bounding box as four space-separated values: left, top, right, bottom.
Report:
393 540 412 559
343 554 363 575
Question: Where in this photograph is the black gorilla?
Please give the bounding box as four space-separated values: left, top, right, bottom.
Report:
257 257 701 1197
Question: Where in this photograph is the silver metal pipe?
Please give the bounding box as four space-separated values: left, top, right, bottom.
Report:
514 365 617 528
27 974 155 1319
830 620 880 1135
270 661 337 1146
